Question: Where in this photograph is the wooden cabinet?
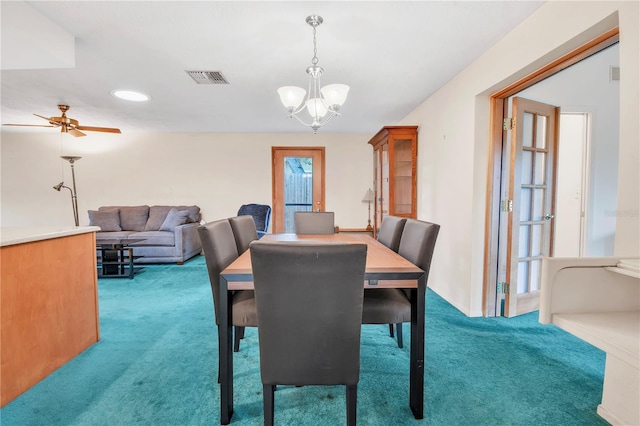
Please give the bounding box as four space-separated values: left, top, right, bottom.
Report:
368 126 418 233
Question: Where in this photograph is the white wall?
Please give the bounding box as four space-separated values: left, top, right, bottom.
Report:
401 1 639 316
0 132 373 230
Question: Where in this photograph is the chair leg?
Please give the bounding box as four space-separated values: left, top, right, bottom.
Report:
346 385 357 426
396 323 403 348
388 323 395 337
263 384 275 426
234 326 243 352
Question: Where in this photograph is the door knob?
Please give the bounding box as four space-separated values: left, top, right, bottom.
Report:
544 213 554 220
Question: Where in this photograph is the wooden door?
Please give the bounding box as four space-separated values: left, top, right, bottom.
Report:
272 147 325 233
501 97 559 317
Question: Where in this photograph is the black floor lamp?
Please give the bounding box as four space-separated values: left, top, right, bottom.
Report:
53 156 81 226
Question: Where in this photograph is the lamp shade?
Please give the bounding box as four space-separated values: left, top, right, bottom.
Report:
306 97 328 118
278 86 306 109
362 188 374 203
321 84 350 108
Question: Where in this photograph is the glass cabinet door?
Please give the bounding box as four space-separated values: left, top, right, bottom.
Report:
392 138 413 215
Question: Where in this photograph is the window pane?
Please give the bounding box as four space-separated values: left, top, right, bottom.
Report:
517 261 529 294
530 260 541 292
520 188 531 221
521 151 533 184
523 112 534 147
284 157 313 233
534 152 546 185
533 189 545 221
536 115 547 148
519 225 530 258
531 224 542 257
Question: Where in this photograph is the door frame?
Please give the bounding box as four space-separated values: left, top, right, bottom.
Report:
482 28 619 316
271 146 326 233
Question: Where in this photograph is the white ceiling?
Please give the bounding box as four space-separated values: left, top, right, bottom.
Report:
1 1 544 135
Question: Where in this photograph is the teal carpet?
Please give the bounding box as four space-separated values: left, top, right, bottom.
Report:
1 255 607 425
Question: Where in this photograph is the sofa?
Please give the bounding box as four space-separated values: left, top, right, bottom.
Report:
88 205 202 264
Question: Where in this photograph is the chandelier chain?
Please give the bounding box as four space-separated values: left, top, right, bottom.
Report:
311 25 318 66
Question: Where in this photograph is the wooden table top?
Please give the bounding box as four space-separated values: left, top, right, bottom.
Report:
221 233 423 290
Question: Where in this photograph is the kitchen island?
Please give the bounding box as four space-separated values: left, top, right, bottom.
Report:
1 226 100 407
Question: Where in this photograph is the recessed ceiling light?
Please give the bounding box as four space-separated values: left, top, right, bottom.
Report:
111 90 150 102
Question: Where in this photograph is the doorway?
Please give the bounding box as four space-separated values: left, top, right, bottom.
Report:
272 147 325 233
483 28 619 317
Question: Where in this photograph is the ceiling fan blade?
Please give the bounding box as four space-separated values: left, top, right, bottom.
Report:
68 128 87 137
2 123 56 128
76 125 121 134
33 113 53 121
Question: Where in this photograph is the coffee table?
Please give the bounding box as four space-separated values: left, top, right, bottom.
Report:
96 239 145 279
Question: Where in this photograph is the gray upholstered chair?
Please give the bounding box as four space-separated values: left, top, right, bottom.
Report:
294 211 335 234
228 215 259 254
197 219 257 355
237 203 271 239
375 215 408 344
377 215 407 252
362 218 440 348
250 241 367 426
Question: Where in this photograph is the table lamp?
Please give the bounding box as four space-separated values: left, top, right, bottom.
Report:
362 188 375 231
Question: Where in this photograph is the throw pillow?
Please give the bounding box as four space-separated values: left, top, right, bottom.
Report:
116 205 149 231
159 208 191 232
88 209 122 232
144 206 174 231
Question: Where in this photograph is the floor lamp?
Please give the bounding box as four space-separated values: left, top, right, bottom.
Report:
362 188 374 231
53 156 82 226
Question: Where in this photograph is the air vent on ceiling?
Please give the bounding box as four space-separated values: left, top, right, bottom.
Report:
185 70 229 84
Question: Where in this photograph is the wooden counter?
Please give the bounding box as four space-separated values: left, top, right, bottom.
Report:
1 226 100 407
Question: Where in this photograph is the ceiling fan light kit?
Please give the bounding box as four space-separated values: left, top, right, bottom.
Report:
278 15 349 134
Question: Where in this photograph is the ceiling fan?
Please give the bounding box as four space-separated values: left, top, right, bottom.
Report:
2 104 121 137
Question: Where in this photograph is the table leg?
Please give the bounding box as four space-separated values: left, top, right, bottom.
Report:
409 273 426 419
219 276 234 424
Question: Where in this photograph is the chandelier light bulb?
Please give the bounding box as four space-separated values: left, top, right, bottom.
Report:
320 84 350 110
306 98 328 118
278 86 306 110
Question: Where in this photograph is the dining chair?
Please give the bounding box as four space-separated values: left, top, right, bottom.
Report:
294 211 335 234
375 215 407 344
362 218 440 348
228 215 259 254
197 219 257 355
250 241 367 426
237 203 271 238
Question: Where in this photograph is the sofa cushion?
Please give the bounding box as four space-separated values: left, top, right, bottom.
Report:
89 209 122 231
96 231 136 240
145 205 200 231
159 208 190 231
101 205 149 231
127 231 175 246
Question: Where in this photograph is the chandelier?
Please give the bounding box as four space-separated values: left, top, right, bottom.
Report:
277 15 349 133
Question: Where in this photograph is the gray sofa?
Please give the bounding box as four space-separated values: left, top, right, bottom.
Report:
88 205 202 264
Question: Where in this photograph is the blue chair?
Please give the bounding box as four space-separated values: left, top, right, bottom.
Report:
237 204 271 238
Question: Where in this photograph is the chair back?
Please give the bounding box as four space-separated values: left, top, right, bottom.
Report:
294 211 335 234
377 216 407 252
228 215 258 254
237 204 271 237
250 242 367 386
398 219 440 279
197 219 239 324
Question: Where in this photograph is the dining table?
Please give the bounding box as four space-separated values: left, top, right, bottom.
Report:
218 233 427 424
